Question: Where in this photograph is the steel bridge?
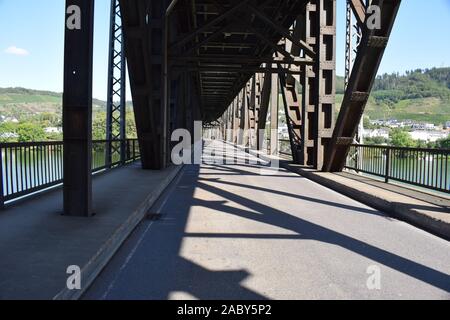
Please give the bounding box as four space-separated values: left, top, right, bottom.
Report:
2 0 450 300
59 0 402 216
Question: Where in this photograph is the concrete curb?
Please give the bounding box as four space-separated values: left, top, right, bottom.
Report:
53 165 184 300
285 166 450 241
229 142 450 241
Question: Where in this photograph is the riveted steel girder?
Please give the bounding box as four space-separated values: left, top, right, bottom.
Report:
323 0 402 172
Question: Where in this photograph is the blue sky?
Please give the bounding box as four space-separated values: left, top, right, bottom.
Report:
0 0 449 100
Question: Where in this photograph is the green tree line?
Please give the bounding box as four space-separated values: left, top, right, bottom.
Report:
0 111 137 143
364 128 450 149
372 68 450 105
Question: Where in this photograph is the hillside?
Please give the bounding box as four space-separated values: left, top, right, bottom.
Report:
336 67 450 124
1 67 450 125
0 87 132 120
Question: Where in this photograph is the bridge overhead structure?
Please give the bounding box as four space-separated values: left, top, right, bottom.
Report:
215 0 400 171
323 0 401 171
62 0 400 215
118 0 328 168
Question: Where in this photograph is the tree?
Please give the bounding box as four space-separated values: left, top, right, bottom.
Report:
16 123 46 142
390 128 415 147
0 122 18 142
92 112 107 140
436 135 450 149
363 116 376 129
126 111 137 139
365 136 388 145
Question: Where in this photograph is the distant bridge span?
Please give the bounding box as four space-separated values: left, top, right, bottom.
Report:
60 0 402 215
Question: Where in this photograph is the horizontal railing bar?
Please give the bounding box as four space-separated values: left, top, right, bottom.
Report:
348 144 450 154
3 180 62 201
0 139 135 148
345 144 450 194
0 139 141 206
0 141 64 148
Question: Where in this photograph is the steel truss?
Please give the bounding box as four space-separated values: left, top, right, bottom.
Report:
106 0 126 167
119 0 169 170
323 0 402 172
278 0 336 169
346 0 367 167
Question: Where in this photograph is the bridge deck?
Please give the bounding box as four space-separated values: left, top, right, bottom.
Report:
0 163 180 299
84 140 450 299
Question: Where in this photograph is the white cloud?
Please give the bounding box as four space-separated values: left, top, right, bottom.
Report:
4 46 29 56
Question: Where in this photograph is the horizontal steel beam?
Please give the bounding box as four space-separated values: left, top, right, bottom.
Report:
247 3 315 58
192 67 302 74
170 55 314 66
169 0 251 50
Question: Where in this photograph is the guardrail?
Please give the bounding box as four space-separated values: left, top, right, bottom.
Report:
0 139 140 206
345 144 450 193
279 139 292 157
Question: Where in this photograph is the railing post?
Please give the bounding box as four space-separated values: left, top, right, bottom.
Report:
120 139 126 165
106 140 112 169
0 145 4 209
385 147 391 183
125 139 130 162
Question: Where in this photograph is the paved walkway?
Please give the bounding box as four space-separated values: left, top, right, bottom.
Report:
0 162 180 299
84 140 450 300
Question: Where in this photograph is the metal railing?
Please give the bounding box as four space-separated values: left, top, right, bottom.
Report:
92 139 140 172
264 138 292 157
345 144 450 193
279 139 292 157
0 139 140 206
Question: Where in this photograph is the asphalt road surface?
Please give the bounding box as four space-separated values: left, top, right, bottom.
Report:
84 140 450 300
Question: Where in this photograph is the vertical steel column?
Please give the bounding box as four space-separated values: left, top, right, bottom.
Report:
243 85 250 147
185 74 194 139
230 102 234 142
298 1 336 168
231 100 237 143
106 0 126 166
270 73 279 156
311 0 336 169
279 72 301 162
238 89 246 145
224 105 229 142
165 10 180 166
256 70 272 151
168 77 179 154
221 113 226 140
149 0 168 169
119 0 169 170
247 77 256 148
247 74 257 149
300 5 315 166
0 147 4 209
279 21 303 163
253 73 262 150
63 0 94 216
224 107 229 141
229 106 233 142
233 97 239 144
